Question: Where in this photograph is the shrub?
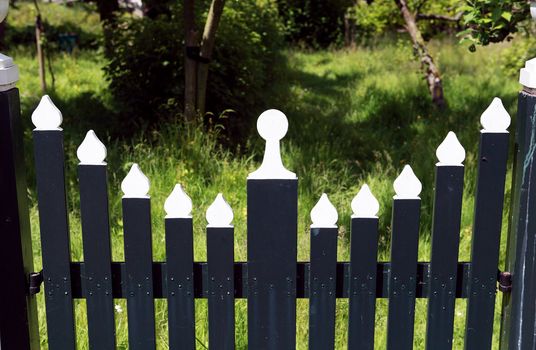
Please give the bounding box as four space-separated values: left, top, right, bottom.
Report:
104 0 285 136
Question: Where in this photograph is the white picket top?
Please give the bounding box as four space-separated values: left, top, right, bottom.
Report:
121 163 150 198
352 184 379 218
77 130 107 165
480 97 511 133
206 193 234 227
310 193 338 228
31 95 63 130
248 109 296 180
164 184 193 218
393 165 422 199
436 131 465 166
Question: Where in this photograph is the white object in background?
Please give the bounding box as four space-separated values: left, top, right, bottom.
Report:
531 2 536 21
121 163 150 198
31 95 63 130
520 57 536 89
0 53 18 91
248 109 296 179
393 165 422 199
0 0 9 24
164 184 193 218
351 184 380 218
206 193 234 227
77 130 107 165
480 97 511 133
310 193 338 228
436 131 466 166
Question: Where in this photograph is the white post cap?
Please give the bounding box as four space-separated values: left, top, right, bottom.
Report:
121 164 150 198
310 193 338 228
248 109 296 179
206 193 233 227
480 97 511 133
351 184 380 218
393 165 422 199
31 95 63 130
0 54 18 92
77 130 107 165
520 57 536 88
436 132 465 166
164 184 193 218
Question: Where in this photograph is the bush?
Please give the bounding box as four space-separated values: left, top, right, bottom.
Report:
104 0 285 136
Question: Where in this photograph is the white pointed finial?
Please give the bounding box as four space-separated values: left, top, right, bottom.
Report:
31 95 63 130
310 193 338 228
480 97 511 133
393 165 422 199
164 184 193 218
77 130 107 165
206 193 233 227
248 109 296 179
351 184 380 218
436 132 465 166
121 164 150 198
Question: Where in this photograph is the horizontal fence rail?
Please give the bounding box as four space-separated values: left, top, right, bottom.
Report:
66 261 476 299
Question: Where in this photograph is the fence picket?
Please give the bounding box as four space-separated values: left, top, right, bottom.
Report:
465 99 510 350
386 165 422 350
77 131 116 349
348 185 380 350
164 185 196 350
206 194 236 350
32 96 77 349
425 132 465 350
121 164 156 350
309 194 338 350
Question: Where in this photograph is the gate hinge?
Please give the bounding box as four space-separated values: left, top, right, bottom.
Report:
29 270 43 296
499 271 512 293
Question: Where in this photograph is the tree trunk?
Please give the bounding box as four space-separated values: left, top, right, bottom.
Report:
196 0 226 117
35 15 46 93
96 0 119 22
184 0 197 121
394 0 445 108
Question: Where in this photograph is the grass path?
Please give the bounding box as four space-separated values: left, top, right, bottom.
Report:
13 38 520 348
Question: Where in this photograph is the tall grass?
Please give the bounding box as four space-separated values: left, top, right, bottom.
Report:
13 29 520 349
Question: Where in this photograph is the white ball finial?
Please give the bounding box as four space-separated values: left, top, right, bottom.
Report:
121 164 150 198
310 193 338 228
248 109 296 179
31 95 63 130
164 184 193 218
206 193 233 227
436 132 465 166
77 130 107 165
480 97 511 133
351 184 380 218
257 109 288 141
393 165 422 199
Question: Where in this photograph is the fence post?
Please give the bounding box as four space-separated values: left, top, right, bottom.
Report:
500 58 536 350
0 54 40 349
247 110 298 350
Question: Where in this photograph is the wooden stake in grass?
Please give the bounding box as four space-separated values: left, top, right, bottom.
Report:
35 15 46 93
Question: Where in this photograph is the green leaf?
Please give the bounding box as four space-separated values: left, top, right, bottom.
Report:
501 11 512 22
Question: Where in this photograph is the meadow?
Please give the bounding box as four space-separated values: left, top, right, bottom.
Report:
8 3 523 349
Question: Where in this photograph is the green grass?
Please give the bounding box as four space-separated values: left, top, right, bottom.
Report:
9 10 522 349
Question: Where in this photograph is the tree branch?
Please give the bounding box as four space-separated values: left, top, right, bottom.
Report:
416 12 463 22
